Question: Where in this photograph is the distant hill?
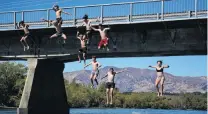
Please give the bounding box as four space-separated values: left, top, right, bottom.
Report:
64 66 207 93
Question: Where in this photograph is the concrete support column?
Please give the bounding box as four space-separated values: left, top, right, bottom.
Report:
17 59 69 114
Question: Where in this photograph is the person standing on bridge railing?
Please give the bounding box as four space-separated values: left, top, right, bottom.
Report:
84 56 102 88
77 29 87 65
91 24 110 51
16 21 30 51
41 18 67 44
149 60 170 97
53 4 72 26
81 14 92 50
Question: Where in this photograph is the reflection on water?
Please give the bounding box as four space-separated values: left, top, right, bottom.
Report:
0 108 207 114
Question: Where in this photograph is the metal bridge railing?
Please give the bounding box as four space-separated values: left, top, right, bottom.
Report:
0 0 207 30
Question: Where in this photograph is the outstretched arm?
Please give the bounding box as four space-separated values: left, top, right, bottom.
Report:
97 62 102 68
149 65 156 68
84 62 92 69
163 65 170 68
41 18 53 24
104 27 110 32
116 69 127 74
77 36 81 40
101 74 108 80
91 26 99 31
61 9 72 15
41 18 49 22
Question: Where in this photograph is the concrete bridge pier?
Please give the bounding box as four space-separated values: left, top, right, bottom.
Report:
17 59 69 114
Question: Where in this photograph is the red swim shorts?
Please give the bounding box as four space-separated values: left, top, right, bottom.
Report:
98 38 108 47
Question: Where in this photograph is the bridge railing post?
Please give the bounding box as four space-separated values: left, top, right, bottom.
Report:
100 5 103 24
161 0 164 20
47 9 50 27
195 0 197 18
73 7 76 26
21 11 24 21
129 3 133 22
14 12 16 29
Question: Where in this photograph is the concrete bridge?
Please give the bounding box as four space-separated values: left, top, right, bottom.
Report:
0 0 207 114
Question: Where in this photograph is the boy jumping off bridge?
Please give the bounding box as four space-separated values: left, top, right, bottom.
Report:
77 26 88 65
52 4 71 26
91 24 110 51
101 68 127 105
17 21 30 51
81 14 92 50
84 56 102 88
41 18 67 44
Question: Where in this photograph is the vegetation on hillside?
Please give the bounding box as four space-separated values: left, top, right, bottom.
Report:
65 81 207 110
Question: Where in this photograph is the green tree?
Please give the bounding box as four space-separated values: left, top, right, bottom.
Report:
0 62 26 107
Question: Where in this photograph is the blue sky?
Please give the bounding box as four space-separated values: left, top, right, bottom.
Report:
15 55 207 76
64 55 207 76
1 0 207 77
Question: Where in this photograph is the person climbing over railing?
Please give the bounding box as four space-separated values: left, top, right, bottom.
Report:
16 21 30 51
91 24 110 51
81 14 92 51
41 18 67 44
52 4 72 26
76 25 88 65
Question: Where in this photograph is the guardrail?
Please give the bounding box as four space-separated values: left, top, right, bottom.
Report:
0 0 207 30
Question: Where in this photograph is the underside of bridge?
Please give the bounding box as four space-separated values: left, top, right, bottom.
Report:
0 18 207 62
0 18 207 114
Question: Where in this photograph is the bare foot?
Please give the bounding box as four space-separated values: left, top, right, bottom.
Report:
157 92 160 96
27 46 30 50
23 46 26 51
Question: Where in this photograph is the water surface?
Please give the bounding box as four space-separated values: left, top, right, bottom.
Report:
0 108 206 114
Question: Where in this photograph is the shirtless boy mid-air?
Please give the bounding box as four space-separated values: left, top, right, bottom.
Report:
84 56 102 88
81 14 92 48
91 24 110 51
41 18 67 44
77 29 87 65
52 4 71 26
102 68 126 105
17 21 30 51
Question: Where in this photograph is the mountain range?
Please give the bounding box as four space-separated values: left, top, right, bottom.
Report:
63 66 207 93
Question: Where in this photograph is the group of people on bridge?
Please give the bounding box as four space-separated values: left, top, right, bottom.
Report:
17 4 111 65
17 4 170 106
